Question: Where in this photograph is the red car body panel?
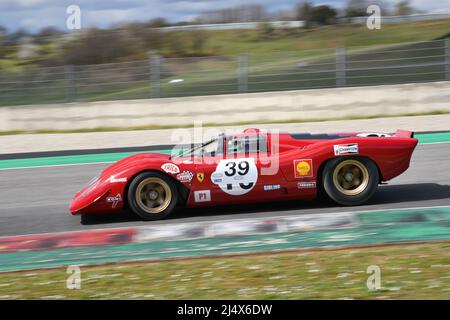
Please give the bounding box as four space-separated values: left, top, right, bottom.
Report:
70 129 418 216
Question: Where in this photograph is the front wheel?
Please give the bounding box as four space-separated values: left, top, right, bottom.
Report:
322 157 379 206
127 171 178 221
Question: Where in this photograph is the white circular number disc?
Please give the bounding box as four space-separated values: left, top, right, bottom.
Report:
211 158 258 196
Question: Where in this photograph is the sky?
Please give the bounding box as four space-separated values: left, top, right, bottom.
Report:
0 0 450 32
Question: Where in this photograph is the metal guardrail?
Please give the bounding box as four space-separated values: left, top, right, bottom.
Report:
0 39 449 106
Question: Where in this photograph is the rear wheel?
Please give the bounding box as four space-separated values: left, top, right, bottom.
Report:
127 171 178 221
322 157 379 206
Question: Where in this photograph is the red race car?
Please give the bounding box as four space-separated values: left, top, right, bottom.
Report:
70 128 418 220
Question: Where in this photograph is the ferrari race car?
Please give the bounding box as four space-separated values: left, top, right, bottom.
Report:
70 129 418 220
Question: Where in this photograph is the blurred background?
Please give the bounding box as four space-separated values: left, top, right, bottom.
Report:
1 0 450 300
1 0 450 106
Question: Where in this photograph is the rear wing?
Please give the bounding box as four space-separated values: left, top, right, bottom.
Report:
393 130 414 138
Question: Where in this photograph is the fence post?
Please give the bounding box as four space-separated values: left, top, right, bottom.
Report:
238 54 249 93
150 54 161 98
445 38 450 81
336 45 346 87
64 65 77 102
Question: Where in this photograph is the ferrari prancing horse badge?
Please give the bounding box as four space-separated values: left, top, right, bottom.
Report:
196 172 204 183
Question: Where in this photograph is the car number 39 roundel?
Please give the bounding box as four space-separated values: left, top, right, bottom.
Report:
211 158 258 196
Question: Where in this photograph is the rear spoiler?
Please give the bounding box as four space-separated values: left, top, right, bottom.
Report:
393 130 414 138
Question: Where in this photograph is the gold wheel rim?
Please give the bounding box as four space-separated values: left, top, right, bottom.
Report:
135 177 172 214
332 159 369 196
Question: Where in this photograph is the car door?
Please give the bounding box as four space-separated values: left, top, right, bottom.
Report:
191 134 287 205
189 136 225 204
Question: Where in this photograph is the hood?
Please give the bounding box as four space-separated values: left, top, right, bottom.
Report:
101 152 170 177
70 152 172 215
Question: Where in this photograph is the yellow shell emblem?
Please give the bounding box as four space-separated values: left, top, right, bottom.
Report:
296 161 311 176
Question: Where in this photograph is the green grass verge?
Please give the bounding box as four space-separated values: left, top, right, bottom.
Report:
189 20 450 56
0 242 449 299
1 110 449 136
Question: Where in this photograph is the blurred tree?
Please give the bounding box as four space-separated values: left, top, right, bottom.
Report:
126 23 163 51
296 1 312 27
35 27 64 44
172 21 191 26
191 30 209 54
257 21 275 39
0 26 6 59
166 32 189 56
395 0 414 15
6 28 29 43
310 5 337 25
345 0 369 17
147 18 168 28
60 28 140 65
0 25 6 37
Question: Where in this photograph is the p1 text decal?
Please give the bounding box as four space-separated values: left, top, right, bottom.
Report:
194 190 211 202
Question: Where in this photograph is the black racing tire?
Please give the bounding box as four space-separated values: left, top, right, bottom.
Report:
322 157 379 206
127 171 178 221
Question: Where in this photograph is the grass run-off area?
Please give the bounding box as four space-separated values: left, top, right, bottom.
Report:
1 242 449 299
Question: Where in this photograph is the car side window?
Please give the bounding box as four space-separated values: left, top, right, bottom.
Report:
226 136 268 155
201 136 224 157
257 136 268 153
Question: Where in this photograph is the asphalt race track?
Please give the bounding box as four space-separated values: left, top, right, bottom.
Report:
0 143 449 237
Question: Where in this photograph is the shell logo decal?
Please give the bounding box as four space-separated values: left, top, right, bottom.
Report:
294 159 313 178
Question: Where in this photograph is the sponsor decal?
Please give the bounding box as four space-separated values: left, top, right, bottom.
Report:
211 158 258 196
264 184 281 191
196 172 205 183
298 182 316 189
161 163 180 174
106 193 122 208
110 177 127 183
211 173 223 183
176 171 194 183
334 143 359 156
294 159 313 178
194 190 211 202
